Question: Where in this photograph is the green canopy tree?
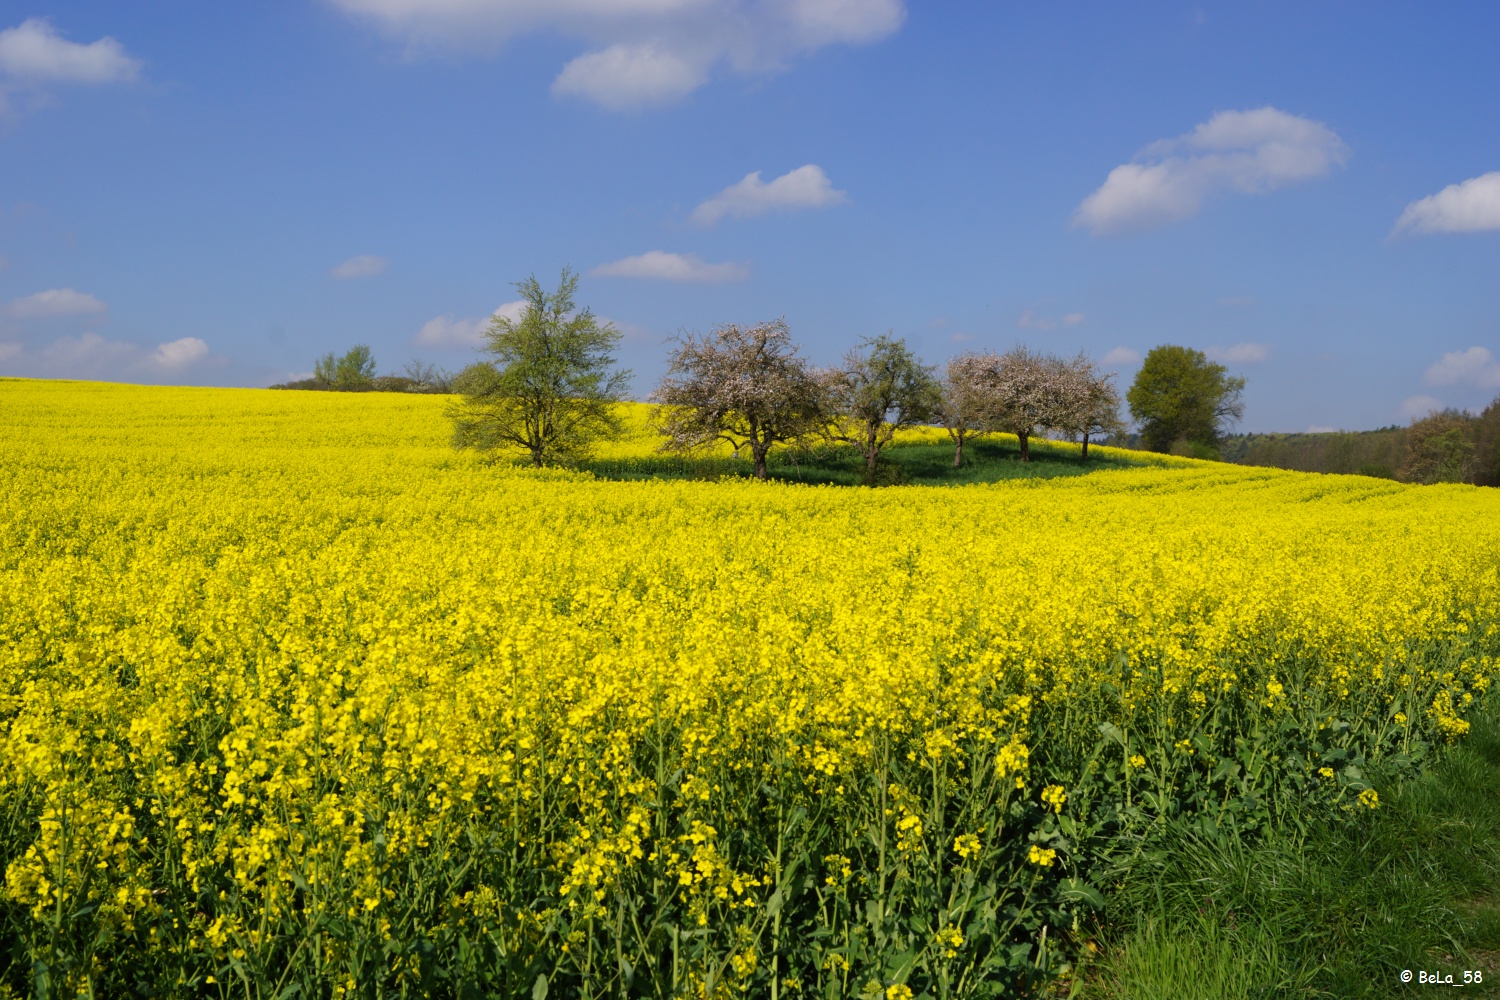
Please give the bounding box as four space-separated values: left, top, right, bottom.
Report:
826 334 939 480
1399 408 1477 485
450 268 629 467
313 345 377 390
1126 345 1245 454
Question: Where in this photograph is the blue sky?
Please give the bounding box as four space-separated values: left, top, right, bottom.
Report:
0 2 1496 432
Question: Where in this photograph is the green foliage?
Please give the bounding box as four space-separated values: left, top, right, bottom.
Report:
1086 706 1500 999
449 268 630 467
1196 397 1500 488
827 334 941 480
1358 462 1397 480
1169 438 1221 461
270 356 452 394
580 436 1144 487
1126 345 1245 453
1400 409 1476 484
1471 397 1500 487
312 352 336 386
1219 426 1407 481
312 344 378 390
1089 919 1314 1000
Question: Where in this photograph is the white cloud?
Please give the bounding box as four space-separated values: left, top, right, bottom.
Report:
0 332 214 380
414 314 483 350
1394 172 1500 236
1398 394 1444 422
1208 342 1271 363
34 332 136 374
330 254 389 279
414 299 528 348
1017 310 1084 331
1102 346 1141 366
151 337 209 368
691 164 848 226
0 18 140 83
591 250 749 283
415 314 488 349
1422 346 1500 390
330 0 905 110
0 290 216 381
1306 424 1337 433
492 299 528 323
1074 107 1348 235
553 43 707 110
5 288 107 318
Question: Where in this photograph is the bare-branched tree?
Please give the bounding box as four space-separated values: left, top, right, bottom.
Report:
936 352 1000 467
1054 353 1124 461
450 268 630 467
652 319 827 480
400 359 454 394
826 334 940 479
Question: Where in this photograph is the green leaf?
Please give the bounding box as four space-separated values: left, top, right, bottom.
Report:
882 949 916 978
1098 721 1127 746
1057 878 1106 909
532 974 549 1000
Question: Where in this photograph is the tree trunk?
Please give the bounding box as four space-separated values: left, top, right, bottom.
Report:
530 447 544 468
753 441 769 480
952 436 964 468
1018 430 1030 462
1081 433 1090 462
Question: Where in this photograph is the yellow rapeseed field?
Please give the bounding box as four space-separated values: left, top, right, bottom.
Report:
1 378 1497 997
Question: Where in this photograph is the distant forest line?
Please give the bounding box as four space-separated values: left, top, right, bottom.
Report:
1208 400 1500 487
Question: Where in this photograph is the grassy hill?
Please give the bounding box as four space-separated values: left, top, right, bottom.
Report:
580 402 1178 486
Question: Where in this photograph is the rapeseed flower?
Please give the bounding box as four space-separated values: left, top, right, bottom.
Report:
0 379 1495 997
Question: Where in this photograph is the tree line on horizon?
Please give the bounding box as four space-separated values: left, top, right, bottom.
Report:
269 348 454 394
1221 406 1500 487
443 270 1247 480
274 270 1270 481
